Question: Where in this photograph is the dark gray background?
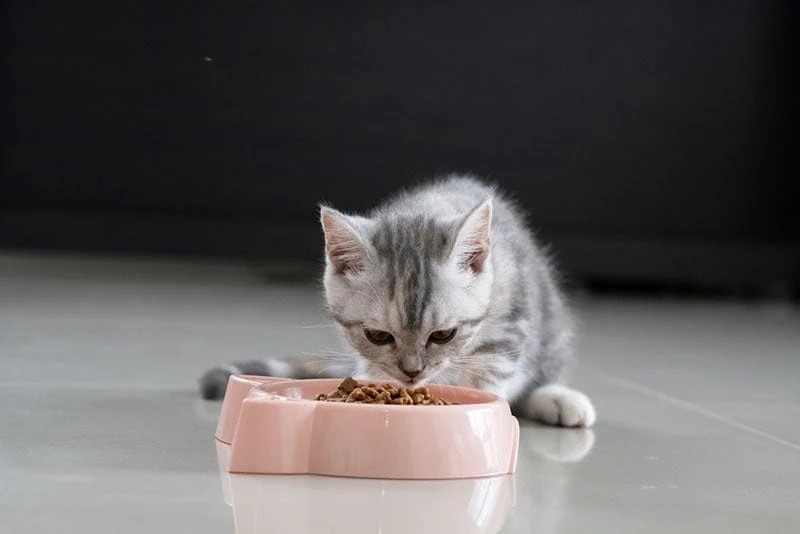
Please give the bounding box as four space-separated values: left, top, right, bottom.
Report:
2 1 797 293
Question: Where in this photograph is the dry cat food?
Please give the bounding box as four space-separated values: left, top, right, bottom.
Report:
315 377 453 405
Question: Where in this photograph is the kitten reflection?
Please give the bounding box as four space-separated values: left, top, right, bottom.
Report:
502 424 596 534
522 423 595 463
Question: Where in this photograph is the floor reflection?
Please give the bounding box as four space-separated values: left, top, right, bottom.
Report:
521 423 595 463
216 441 514 533
503 423 596 533
215 424 595 534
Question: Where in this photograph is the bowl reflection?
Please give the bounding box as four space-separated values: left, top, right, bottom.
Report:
216 441 516 534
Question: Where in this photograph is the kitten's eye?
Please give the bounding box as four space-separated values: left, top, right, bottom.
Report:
428 328 457 344
364 329 394 345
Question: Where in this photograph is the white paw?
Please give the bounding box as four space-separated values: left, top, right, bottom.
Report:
526 384 597 428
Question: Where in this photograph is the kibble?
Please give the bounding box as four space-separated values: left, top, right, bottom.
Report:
315 377 453 405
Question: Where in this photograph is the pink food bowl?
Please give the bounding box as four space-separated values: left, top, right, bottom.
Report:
215 375 520 479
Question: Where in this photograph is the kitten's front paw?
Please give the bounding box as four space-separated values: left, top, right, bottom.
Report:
526 384 597 428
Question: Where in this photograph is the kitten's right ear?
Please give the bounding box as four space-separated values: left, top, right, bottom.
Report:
452 198 493 274
320 206 369 275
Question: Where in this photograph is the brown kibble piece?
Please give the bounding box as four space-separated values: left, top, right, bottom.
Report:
339 376 359 394
346 389 367 402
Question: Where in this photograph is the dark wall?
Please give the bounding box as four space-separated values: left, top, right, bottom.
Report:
2 2 797 291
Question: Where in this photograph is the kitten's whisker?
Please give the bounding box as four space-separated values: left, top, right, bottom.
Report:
436 367 459 387
300 350 350 359
316 363 350 375
449 363 494 386
299 353 353 365
452 349 521 364
312 347 353 357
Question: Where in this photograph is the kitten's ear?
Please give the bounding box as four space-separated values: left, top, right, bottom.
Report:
452 199 493 274
320 206 370 275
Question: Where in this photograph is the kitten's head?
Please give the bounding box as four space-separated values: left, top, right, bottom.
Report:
320 199 493 385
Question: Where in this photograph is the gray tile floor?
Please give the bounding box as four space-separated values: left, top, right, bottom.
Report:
1 253 799 533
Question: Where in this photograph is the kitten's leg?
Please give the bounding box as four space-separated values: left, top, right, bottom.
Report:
517 384 597 428
198 358 352 400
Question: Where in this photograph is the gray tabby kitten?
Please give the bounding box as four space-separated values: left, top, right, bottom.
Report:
201 176 595 427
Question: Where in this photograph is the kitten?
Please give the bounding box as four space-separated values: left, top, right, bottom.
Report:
200 176 596 427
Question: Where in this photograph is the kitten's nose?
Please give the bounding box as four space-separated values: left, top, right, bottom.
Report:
401 367 423 379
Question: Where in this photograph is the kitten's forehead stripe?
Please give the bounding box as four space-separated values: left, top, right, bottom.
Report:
375 224 397 300
370 215 453 331
403 248 428 330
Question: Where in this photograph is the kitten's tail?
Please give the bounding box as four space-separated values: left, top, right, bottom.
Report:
198 357 352 400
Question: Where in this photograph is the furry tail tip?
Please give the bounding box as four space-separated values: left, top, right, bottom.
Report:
198 365 237 400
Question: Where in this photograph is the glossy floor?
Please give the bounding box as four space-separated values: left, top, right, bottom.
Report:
1 253 798 533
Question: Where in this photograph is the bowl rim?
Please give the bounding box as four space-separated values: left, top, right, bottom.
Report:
244 376 504 409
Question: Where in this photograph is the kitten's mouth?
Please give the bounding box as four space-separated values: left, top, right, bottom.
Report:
394 374 425 386
402 373 434 387
373 365 428 386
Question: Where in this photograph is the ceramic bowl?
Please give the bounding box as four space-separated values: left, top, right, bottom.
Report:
215 375 519 479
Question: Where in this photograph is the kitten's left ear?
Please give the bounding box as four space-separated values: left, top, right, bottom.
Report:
320 206 371 275
452 199 493 274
